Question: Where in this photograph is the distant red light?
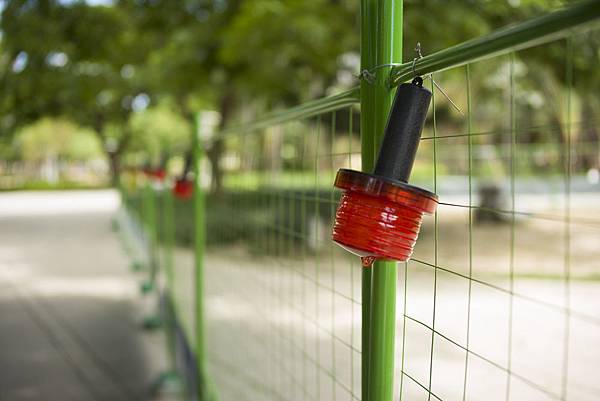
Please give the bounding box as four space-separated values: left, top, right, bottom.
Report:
173 179 193 199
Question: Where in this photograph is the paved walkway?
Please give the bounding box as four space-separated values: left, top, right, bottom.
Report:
0 190 168 401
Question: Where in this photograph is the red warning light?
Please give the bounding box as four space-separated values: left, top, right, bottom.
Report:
332 78 438 264
332 169 437 263
173 179 193 200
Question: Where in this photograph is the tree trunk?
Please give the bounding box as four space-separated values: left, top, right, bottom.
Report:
208 86 236 194
580 93 599 171
207 138 224 193
107 151 121 187
91 111 130 187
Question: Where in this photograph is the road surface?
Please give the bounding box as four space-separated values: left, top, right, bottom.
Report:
0 190 168 401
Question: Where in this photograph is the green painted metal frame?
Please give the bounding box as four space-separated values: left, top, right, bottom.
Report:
143 182 159 286
187 2 600 401
390 0 600 86
219 88 360 137
360 1 402 401
164 188 176 307
163 187 178 367
193 112 209 400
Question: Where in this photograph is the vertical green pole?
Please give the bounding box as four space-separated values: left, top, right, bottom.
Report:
144 182 159 282
193 112 207 399
163 186 179 374
164 188 175 301
360 1 402 401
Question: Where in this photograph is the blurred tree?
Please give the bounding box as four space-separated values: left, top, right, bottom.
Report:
0 0 150 184
13 117 104 183
1 0 596 189
131 0 358 191
218 0 357 102
15 117 103 163
126 103 191 167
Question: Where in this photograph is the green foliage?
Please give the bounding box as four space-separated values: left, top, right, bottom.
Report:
0 2 142 132
1 0 598 187
0 0 156 183
14 117 104 162
218 0 357 102
127 104 192 165
1 180 109 192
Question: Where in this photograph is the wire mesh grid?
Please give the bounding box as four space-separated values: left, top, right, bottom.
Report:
186 29 599 401
167 192 198 349
398 31 600 401
203 106 362 401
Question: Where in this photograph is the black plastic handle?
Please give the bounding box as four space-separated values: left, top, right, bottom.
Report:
373 80 432 183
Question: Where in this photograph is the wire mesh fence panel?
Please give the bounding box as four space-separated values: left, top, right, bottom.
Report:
164 192 198 351
398 28 600 401
202 25 600 401
204 106 364 401
112 5 600 400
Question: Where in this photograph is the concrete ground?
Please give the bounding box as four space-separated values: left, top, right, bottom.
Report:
0 190 169 401
200 246 600 401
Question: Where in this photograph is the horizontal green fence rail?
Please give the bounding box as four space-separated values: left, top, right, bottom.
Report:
220 88 360 136
391 0 600 85
220 0 599 139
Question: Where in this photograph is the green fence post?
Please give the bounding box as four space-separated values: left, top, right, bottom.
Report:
193 112 208 399
360 1 402 401
158 184 184 390
164 186 175 304
142 182 159 294
164 186 178 357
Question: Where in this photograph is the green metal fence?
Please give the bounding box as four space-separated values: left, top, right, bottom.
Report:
118 1 600 400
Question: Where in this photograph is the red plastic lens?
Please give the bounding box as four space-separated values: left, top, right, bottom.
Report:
173 179 193 199
332 169 437 263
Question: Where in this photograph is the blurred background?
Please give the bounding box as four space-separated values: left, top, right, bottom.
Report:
0 1 599 401
2 0 598 191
